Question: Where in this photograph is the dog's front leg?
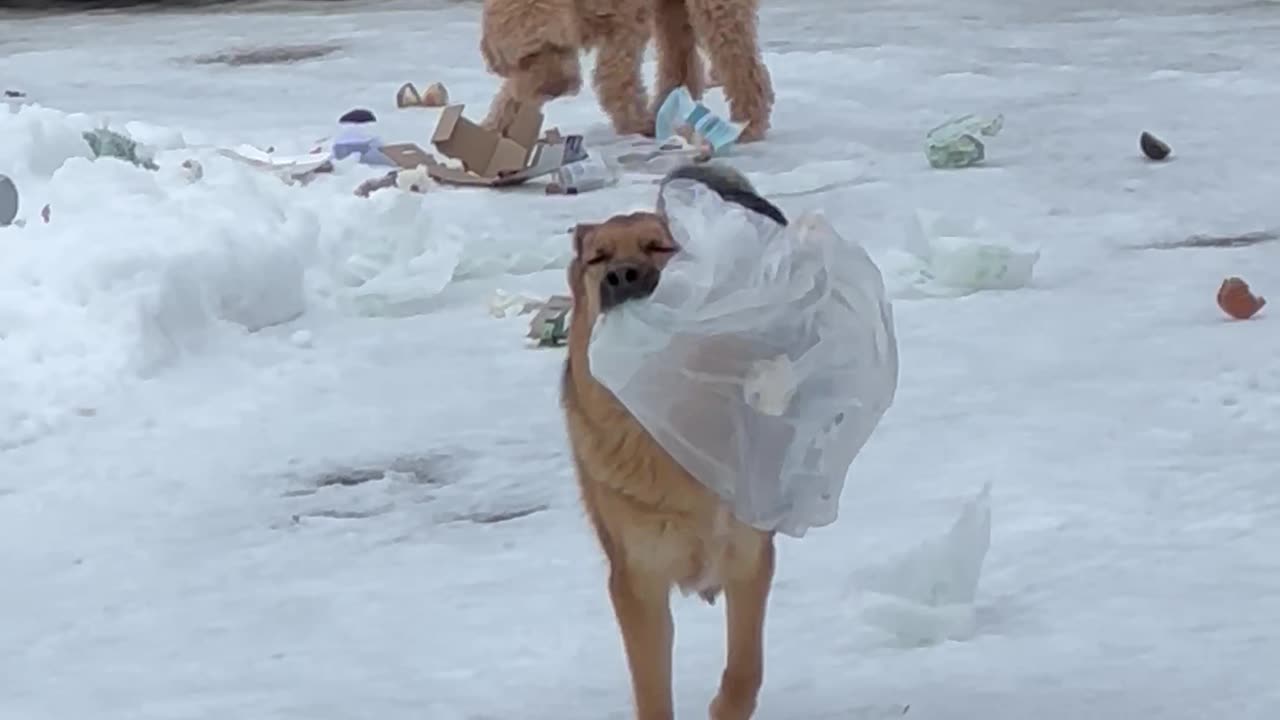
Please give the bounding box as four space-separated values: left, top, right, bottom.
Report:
608 563 675 720
651 0 705 114
482 78 533 133
591 25 654 137
709 532 775 720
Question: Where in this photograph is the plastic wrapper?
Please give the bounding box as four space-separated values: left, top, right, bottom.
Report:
588 179 899 537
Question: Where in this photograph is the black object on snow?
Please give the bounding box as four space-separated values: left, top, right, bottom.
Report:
339 108 377 125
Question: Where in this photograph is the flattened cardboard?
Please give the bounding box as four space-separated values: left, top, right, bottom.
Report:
380 143 434 170
219 145 331 174
427 103 574 187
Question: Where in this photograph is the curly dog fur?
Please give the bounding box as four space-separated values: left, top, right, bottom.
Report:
480 0 774 141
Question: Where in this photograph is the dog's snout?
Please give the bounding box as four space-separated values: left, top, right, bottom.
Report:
606 266 640 288
599 262 658 309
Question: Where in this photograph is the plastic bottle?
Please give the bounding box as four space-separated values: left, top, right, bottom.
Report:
655 87 743 156
546 155 619 195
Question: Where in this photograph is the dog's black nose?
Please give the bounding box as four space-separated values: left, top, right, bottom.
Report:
599 262 658 309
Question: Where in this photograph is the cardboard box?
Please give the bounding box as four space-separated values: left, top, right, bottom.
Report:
380 143 435 170
425 104 582 187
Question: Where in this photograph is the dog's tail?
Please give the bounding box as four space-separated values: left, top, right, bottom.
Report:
658 163 788 227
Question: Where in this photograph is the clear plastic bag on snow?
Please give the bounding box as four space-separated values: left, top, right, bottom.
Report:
587 179 899 538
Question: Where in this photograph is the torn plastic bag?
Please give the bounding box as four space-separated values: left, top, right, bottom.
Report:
587 179 899 538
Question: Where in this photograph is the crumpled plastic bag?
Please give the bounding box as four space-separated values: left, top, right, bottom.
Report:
889 208 1039 298
588 179 899 537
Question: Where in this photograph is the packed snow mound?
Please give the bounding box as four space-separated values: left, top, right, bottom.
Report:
0 105 574 448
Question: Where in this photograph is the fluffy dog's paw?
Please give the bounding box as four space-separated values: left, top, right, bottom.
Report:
736 122 768 143
621 118 657 138
613 111 655 138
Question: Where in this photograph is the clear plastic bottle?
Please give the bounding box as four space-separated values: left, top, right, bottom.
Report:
546 154 619 195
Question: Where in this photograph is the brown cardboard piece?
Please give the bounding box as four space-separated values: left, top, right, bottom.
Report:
426 104 570 187
380 143 434 170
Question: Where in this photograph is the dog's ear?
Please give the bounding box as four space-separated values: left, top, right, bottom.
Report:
572 223 597 258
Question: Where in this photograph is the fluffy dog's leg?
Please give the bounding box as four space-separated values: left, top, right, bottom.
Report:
651 0 705 115
483 78 534 133
608 563 676 720
481 49 580 133
480 0 582 133
586 17 650 135
686 0 774 142
708 532 774 720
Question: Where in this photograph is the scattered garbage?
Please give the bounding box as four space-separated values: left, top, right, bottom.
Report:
82 127 158 170
339 108 376 124
424 103 583 187
1217 277 1265 320
394 166 431 193
925 113 1003 169
332 108 399 166
526 296 573 347
179 158 204 183
891 209 1039 296
488 289 547 318
616 134 714 173
0 174 18 227
654 86 743 159
396 81 449 108
378 143 434 171
1140 131 1171 161
546 154 619 195
354 172 398 198
354 166 433 198
219 144 334 184
3 89 27 114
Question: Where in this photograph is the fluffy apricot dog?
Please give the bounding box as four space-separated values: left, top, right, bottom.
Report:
480 0 774 141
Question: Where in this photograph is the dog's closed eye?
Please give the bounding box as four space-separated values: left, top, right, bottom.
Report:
586 252 613 265
644 241 677 254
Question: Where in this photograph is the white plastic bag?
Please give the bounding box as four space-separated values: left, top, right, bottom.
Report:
588 179 899 537
892 209 1039 297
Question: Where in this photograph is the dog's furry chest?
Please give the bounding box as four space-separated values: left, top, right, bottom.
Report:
561 360 730 594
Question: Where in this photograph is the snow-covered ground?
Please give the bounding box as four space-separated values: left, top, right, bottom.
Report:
3 0 1280 717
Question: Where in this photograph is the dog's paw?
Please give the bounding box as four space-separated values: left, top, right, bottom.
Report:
709 692 757 720
614 114 656 138
736 122 768 143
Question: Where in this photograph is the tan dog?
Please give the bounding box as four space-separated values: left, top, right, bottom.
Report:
480 0 774 141
560 166 788 719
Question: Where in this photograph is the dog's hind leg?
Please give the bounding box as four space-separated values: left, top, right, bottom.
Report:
708 531 775 720
608 563 676 720
686 0 774 142
651 0 705 113
586 13 654 136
